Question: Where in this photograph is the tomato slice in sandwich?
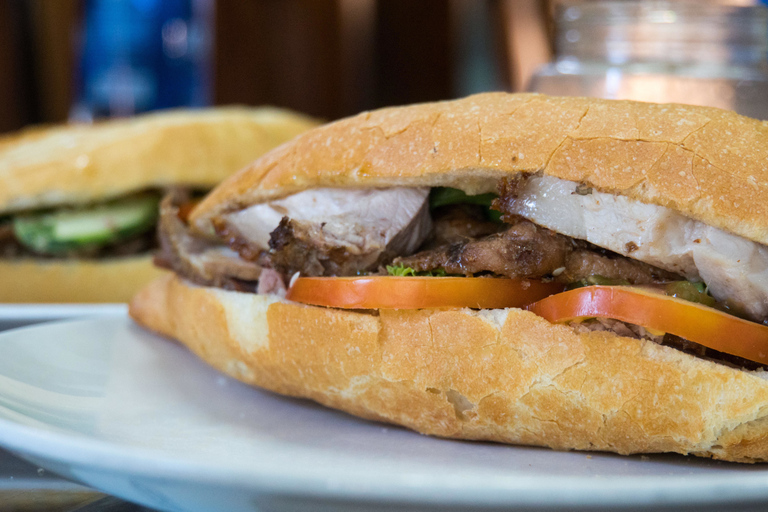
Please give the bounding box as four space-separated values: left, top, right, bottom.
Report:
287 276 565 310
526 285 768 366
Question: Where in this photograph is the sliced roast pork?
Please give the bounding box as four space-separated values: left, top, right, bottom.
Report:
214 187 432 276
156 192 264 292
496 174 768 322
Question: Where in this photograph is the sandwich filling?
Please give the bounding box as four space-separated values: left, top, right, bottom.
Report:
0 193 162 259
157 176 768 368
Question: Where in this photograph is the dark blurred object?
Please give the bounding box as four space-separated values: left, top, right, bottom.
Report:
529 0 768 119
26 1 80 124
214 0 463 120
71 0 213 121
373 0 453 108
214 0 347 121
0 1 38 133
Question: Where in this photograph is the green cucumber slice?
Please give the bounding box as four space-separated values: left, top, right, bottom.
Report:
13 194 159 255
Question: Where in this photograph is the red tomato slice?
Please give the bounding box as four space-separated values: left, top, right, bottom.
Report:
287 276 565 310
526 285 768 366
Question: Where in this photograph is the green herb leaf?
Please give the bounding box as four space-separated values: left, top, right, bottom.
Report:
386 264 417 276
386 264 450 277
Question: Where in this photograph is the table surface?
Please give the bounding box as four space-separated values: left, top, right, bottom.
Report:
0 447 156 511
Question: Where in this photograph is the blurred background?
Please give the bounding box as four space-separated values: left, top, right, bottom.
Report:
1 0 768 135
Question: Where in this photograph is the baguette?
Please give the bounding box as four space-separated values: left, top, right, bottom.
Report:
130 93 768 461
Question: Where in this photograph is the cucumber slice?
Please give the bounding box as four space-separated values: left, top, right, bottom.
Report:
13 194 159 255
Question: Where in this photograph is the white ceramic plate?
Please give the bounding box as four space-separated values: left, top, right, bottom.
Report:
0 304 126 331
1 318 768 512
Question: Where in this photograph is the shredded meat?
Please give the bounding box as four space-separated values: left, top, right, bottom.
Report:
562 249 680 284
156 191 264 292
0 223 13 242
425 204 504 249
0 223 23 258
493 174 530 223
570 318 665 343
571 318 766 370
396 218 678 283
396 219 572 278
267 217 353 276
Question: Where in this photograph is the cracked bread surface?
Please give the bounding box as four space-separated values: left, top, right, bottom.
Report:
190 93 768 246
129 275 768 462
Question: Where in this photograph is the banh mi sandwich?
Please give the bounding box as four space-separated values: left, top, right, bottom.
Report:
131 92 768 462
0 107 318 302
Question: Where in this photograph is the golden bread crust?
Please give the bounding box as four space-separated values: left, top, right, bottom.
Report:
0 256 168 303
190 93 768 245
0 107 319 214
129 275 768 462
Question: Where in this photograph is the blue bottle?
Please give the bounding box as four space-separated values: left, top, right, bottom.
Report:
71 0 213 120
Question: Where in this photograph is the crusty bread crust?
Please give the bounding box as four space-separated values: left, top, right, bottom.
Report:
129 274 768 462
190 93 768 245
0 256 168 303
0 107 319 214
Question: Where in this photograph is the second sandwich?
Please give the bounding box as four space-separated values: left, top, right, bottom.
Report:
0 107 318 302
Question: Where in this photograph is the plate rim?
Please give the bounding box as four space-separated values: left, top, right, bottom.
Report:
0 304 127 321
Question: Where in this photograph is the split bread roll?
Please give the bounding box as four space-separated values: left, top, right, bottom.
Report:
0 107 319 303
130 93 768 461
190 93 768 245
131 274 768 463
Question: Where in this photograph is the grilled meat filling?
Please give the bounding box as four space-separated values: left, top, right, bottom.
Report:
395 219 571 278
425 204 504 249
155 191 262 292
214 187 433 277
495 173 768 323
572 318 767 371
160 183 761 369
396 218 679 284
267 199 433 277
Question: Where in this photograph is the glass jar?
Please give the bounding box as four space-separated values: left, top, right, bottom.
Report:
528 1 768 119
